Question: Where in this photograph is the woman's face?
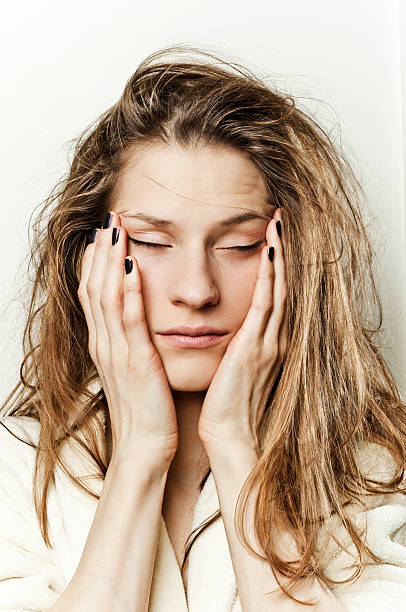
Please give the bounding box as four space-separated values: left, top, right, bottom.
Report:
112 142 276 392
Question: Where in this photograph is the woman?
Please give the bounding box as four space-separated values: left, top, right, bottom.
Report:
1 44 406 611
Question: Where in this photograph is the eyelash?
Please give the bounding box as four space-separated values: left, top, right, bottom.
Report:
128 238 264 252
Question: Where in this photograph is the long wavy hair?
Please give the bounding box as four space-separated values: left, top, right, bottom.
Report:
2 44 406 605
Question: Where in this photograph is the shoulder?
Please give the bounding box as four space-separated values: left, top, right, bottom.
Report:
316 440 406 609
0 414 41 459
0 414 41 441
0 416 66 607
0 416 41 508
0 415 40 467
317 442 406 589
356 439 399 482
0 413 104 489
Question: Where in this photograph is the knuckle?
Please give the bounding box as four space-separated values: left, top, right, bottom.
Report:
259 270 272 281
127 353 138 371
100 294 114 311
86 281 99 297
128 346 155 372
127 351 146 373
267 347 278 361
247 344 261 361
77 286 86 303
87 338 95 357
123 309 143 328
88 347 98 365
122 312 132 327
124 281 140 294
110 354 127 377
252 301 273 313
95 345 108 366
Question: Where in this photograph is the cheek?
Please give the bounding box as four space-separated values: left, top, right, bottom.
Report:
134 264 167 322
224 266 257 323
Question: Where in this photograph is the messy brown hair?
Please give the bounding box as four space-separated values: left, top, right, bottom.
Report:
2 44 406 605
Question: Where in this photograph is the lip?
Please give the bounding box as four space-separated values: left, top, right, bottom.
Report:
157 325 229 349
157 333 228 348
158 325 228 337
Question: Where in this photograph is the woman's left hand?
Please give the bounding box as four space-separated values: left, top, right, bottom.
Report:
198 207 288 453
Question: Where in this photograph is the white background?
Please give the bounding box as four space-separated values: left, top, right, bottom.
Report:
0 0 405 402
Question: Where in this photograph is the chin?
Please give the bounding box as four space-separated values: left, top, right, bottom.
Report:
169 379 210 392
160 352 221 392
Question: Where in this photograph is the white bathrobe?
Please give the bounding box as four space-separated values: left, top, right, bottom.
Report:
0 415 406 611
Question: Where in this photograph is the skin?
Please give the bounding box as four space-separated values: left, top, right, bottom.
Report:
110 142 280 494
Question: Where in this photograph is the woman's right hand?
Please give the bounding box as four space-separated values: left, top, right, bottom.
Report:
77 210 178 468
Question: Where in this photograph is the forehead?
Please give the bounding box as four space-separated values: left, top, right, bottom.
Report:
112 143 275 224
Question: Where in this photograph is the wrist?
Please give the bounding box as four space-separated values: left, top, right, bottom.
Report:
110 446 173 479
203 437 259 471
203 435 259 459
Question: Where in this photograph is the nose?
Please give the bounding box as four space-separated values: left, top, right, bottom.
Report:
168 249 220 309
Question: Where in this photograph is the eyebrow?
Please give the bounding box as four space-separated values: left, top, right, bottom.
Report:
119 211 269 228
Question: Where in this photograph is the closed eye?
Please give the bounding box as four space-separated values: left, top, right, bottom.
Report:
128 238 264 252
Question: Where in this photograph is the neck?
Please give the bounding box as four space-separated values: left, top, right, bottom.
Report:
166 390 210 492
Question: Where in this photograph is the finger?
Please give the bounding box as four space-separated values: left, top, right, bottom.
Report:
264 213 287 349
278 309 289 360
86 211 118 363
122 256 155 362
100 220 129 357
236 218 275 344
77 229 99 362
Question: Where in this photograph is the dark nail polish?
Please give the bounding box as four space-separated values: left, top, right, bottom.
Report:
125 258 133 274
88 229 98 244
103 212 113 229
268 246 274 262
276 220 282 238
112 227 120 245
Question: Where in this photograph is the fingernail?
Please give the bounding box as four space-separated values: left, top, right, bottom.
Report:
125 258 133 274
268 246 274 262
276 220 282 239
103 212 113 229
88 229 98 244
112 227 120 245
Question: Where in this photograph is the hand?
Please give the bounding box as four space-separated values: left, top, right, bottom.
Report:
198 207 288 452
78 211 178 466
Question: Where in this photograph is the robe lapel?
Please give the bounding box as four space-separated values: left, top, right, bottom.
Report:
149 517 189 611
184 471 239 612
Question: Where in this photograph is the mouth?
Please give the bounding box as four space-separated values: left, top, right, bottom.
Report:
158 325 228 337
156 325 229 349
156 332 228 348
